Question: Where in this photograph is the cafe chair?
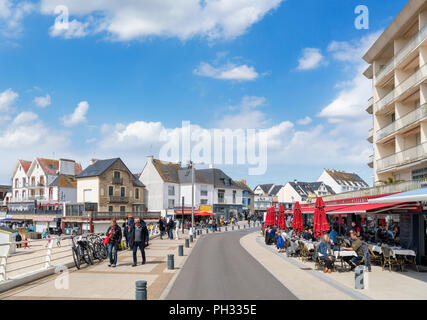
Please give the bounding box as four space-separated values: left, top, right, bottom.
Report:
368 246 383 266
403 251 419 272
382 244 403 272
298 241 311 262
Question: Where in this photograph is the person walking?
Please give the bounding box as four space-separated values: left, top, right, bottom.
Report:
129 219 149 266
123 222 130 249
174 219 180 240
167 218 174 240
159 217 165 240
105 219 122 267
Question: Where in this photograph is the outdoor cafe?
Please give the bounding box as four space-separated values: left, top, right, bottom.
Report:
264 191 427 272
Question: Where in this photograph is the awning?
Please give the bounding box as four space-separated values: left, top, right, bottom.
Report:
368 187 427 203
195 212 215 216
326 202 418 214
300 205 349 214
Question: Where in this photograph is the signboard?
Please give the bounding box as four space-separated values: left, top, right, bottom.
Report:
399 214 413 248
199 205 212 212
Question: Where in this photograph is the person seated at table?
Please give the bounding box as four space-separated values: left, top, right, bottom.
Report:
329 227 338 250
342 230 364 270
276 233 285 252
269 226 277 244
350 221 361 237
318 234 335 273
375 225 385 242
288 227 294 238
303 228 315 241
265 226 271 244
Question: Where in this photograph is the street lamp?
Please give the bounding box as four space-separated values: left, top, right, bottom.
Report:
188 160 205 236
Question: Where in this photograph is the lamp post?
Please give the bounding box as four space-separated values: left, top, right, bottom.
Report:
188 160 204 237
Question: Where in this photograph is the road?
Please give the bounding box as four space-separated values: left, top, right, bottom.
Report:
166 230 298 300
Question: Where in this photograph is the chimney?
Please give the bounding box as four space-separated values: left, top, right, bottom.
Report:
90 158 99 165
147 155 154 163
59 159 76 175
209 163 214 169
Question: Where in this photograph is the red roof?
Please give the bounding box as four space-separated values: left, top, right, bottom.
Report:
19 160 32 173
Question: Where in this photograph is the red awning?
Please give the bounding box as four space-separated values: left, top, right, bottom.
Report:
300 205 348 214
195 212 215 216
326 202 416 214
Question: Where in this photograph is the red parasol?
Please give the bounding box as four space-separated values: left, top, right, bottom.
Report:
292 202 304 232
278 204 286 229
265 207 277 227
314 197 329 238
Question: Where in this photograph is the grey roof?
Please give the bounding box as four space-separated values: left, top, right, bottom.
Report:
257 184 274 193
289 181 335 198
269 185 283 196
325 170 369 188
151 159 181 183
198 168 243 189
178 169 211 184
77 158 120 178
235 180 254 194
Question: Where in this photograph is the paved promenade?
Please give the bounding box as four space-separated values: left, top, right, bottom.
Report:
241 231 427 300
0 233 197 300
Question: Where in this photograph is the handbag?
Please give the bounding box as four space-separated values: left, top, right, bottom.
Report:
103 234 111 245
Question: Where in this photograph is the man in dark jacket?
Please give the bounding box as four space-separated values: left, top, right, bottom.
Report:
106 219 122 267
159 217 165 240
167 218 174 240
129 219 149 266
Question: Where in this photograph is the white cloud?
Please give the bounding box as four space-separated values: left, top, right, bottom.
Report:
40 0 284 41
297 116 312 125
0 88 18 112
34 94 52 108
12 111 38 125
49 19 89 39
297 48 326 71
0 0 34 38
194 62 259 81
61 101 89 127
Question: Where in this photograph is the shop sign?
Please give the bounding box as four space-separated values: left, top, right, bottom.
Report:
199 205 213 212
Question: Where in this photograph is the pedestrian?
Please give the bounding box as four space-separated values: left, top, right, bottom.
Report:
105 219 122 267
159 217 165 240
23 236 29 249
129 219 149 266
123 222 130 249
16 233 22 248
174 219 180 240
167 218 175 240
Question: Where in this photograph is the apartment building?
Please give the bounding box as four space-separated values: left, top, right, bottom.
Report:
317 169 369 194
364 0 427 185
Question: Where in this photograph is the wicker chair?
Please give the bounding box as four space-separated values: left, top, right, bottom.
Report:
298 241 311 262
403 251 419 272
368 246 383 266
382 245 402 272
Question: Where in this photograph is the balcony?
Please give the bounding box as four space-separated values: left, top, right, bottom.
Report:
375 63 427 114
377 142 427 171
375 24 427 85
109 196 129 203
366 97 373 114
28 182 45 188
112 177 123 185
368 154 374 168
376 104 427 141
367 128 373 143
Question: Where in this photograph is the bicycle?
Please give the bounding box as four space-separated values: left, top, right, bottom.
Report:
71 235 94 269
87 234 108 261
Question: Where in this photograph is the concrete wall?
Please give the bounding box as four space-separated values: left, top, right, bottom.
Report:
140 159 165 212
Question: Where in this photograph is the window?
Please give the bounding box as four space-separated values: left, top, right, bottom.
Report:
233 190 236 204
168 185 175 196
40 176 44 186
248 199 251 206
391 113 395 122
109 206 113 212
114 171 120 179
168 199 175 209
121 187 125 197
200 199 208 205
200 186 208 196
412 167 427 181
22 177 26 186
15 178 18 188
135 188 139 199
120 206 125 212
218 190 225 203
109 186 114 196
49 187 53 200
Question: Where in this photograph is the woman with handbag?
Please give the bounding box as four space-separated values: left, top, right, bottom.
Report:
105 219 122 267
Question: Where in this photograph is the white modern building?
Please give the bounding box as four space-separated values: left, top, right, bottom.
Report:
317 169 369 194
364 0 427 185
277 180 335 204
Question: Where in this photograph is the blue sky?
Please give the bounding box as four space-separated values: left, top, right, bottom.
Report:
0 0 407 188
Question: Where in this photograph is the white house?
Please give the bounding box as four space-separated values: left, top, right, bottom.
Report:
277 181 335 204
317 169 369 194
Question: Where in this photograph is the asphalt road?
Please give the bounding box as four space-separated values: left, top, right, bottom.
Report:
166 230 298 300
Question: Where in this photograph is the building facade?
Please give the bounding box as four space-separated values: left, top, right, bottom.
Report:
278 180 335 204
317 169 369 194
364 0 427 185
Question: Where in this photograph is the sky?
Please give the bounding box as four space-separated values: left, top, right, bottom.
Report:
0 0 408 188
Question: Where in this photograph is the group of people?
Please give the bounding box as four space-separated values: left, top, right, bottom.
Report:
106 218 149 268
263 220 368 274
158 217 180 240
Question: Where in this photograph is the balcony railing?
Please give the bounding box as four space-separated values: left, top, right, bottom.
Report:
11 196 47 202
368 154 374 168
109 196 129 203
90 211 157 220
323 180 425 202
376 24 427 85
377 142 427 171
112 177 123 185
375 63 427 113
376 104 427 141
368 128 373 143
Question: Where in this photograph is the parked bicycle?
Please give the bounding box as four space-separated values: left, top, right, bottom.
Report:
87 233 108 261
71 235 94 269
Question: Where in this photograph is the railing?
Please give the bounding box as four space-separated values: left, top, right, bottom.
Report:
11 196 47 202
109 196 129 203
368 128 373 141
377 142 427 171
376 24 427 85
377 104 427 141
375 63 427 113
90 211 158 219
368 154 374 166
112 177 123 185
323 180 426 202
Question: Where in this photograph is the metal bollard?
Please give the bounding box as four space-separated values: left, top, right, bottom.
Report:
135 280 147 300
190 235 193 242
225 226 228 231
244 224 246 229
238 225 240 230
206 228 209 234
355 266 364 289
178 245 183 256
185 238 189 248
168 254 174 270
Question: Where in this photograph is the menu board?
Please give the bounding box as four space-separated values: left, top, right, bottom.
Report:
399 214 413 248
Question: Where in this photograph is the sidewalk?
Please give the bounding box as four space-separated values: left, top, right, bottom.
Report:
240 231 427 300
0 233 198 300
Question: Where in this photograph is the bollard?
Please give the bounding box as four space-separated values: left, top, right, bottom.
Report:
190 235 193 242
185 238 189 248
232 226 234 230
135 280 147 300
244 224 246 229
355 266 364 289
238 225 240 230
168 254 174 270
206 228 209 234
178 245 183 257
